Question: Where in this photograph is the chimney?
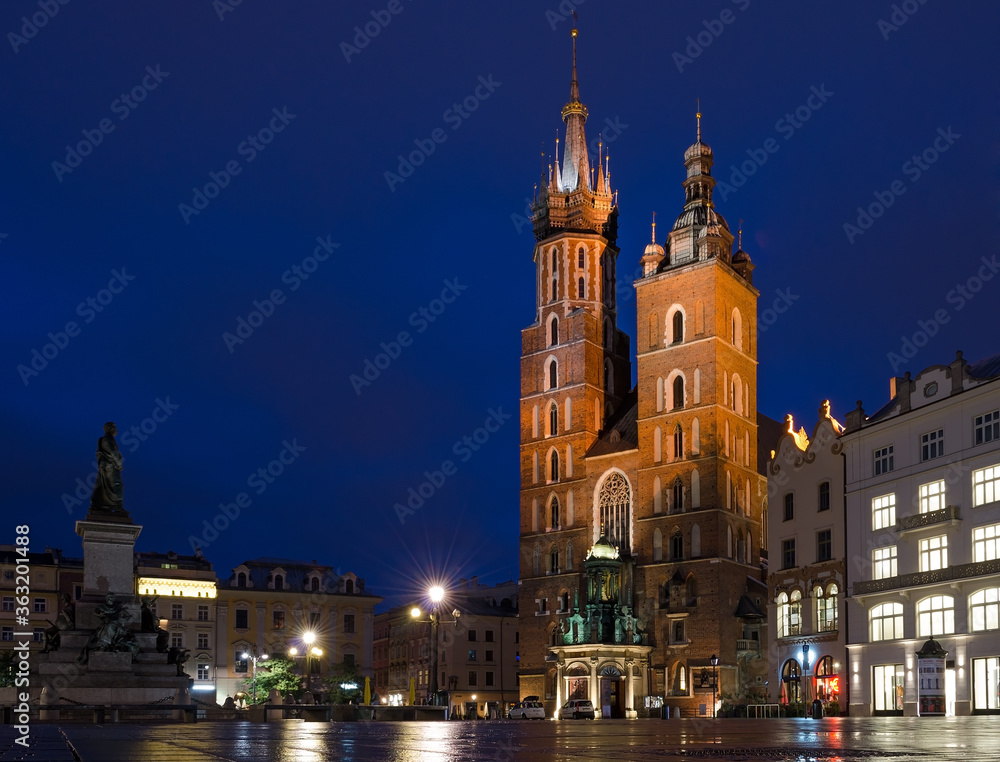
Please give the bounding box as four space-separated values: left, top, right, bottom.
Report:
898 372 913 413
889 377 906 398
949 350 967 393
844 400 866 433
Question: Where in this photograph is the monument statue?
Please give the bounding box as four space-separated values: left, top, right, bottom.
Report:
41 594 75 654
90 422 128 516
79 593 139 663
168 646 191 677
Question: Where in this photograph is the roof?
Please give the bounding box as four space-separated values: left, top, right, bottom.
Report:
734 593 766 619
756 412 785 475
586 389 639 458
967 351 1000 379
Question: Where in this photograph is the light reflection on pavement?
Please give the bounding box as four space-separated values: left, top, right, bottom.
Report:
1 717 996 762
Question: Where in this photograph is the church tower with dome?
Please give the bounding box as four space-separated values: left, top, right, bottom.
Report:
517 29 773 719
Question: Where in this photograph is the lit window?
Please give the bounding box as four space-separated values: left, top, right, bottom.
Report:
776 592 789 637
788 590 802 635
973 465 1000 507
871 602 904 641
872 494 896 530
921 429 944 461
917 595 955 637
874 445 894 475
974 410 1000 446
919 535 948 572
873 546 897 580
970 588 1000 632
918 480 946 514
973 524 1000 562
815 583 839 632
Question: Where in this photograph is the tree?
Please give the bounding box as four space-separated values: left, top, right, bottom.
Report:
323 659 361 705
0 651 14 688
242 658 302 704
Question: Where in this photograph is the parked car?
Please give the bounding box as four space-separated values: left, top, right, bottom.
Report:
560 699 595 719
507 699 546 719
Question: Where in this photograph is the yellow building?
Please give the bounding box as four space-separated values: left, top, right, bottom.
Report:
135 550 218 697
0 546 82 652
215 557 380 702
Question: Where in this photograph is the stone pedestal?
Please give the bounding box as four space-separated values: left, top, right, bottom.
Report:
74 519 142 597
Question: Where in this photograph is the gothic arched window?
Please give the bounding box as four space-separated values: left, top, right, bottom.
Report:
673 478 683 513
673 424 683 460
549 360 558 390
673 376 684 409
598 472 631 552
549 403 558 437
550 316 559 346
578 247 585 269
672 311 684 344
550 450 560 482
578 277 585 298
550 495 560 530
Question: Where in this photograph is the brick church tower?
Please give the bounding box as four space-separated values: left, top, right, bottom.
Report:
518 30 770 719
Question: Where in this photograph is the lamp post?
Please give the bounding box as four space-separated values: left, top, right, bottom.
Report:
241 645 269 704
302 631 322 697
709 654 719 719
411 586 459 707
801 644 811 710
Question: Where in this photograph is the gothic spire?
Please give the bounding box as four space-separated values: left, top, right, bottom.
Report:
559 27 590 192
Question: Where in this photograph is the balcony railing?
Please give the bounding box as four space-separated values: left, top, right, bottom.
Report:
896 504 960 534
736 639 759 653
855 557 1000 595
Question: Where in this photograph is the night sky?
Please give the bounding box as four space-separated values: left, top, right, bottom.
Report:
4 1 998 607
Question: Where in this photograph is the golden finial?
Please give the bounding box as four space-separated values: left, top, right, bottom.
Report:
738 218 743 249
696 98 702 142
651 212 656 243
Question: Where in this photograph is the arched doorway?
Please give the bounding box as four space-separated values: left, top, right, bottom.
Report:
781 659 802 705
814 655 839 704
599 664 623 718
565 663 589 701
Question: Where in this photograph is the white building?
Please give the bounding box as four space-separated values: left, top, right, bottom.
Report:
843 351 1000 716
767 402 847 712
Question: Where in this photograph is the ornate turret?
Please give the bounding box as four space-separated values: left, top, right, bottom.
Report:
531 28 617 243
641 213 665 275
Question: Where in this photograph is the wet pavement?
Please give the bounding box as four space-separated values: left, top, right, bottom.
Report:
2 717 1000 761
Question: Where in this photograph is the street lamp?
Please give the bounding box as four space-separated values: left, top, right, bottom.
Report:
241 646 269 703
801 644 811 709
411 585 457 707
709 654 719 719
301 631 322 696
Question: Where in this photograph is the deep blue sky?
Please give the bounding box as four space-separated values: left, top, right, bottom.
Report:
3 1 998 607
